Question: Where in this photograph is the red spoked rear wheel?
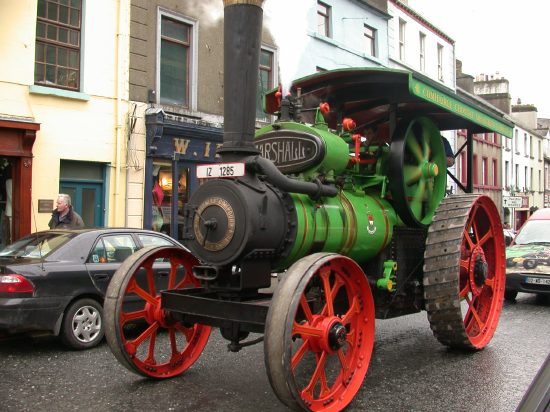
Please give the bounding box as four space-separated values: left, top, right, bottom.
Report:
424 194 505 349
104 246 211 378
265 253 375 411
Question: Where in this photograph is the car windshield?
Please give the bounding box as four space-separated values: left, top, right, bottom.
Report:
0 232 74 259
514 220 550 245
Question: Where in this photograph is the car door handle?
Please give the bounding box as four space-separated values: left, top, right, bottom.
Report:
157 271 169 277
93 274 110 281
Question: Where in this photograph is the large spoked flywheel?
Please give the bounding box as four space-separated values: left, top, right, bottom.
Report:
104 246 211 378
389 117 447 227
264 253 375 411
423 194 505 350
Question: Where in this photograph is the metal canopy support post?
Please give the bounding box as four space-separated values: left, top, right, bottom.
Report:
467 130 473 193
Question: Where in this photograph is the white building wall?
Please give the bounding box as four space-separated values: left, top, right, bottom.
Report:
0 0 131 230
504 124 545 227
288 0 390 79
386 1 455 90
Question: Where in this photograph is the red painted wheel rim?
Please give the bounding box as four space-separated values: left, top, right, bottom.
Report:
117 248 211 378
290 257 375 411
459 196 505 348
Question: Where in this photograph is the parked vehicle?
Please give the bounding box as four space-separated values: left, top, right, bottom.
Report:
505 209 550 301
504 228 516 246
0 228 183 349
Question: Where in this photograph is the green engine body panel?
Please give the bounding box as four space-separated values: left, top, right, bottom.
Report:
280 191 397 268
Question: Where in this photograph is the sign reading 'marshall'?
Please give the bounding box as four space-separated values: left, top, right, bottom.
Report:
254 130 325 174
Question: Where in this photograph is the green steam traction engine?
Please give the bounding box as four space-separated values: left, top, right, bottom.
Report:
104 1 511 411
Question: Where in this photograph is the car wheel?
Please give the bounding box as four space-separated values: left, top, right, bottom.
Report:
60 298 104 350
504 289 518 302
523 259 537 269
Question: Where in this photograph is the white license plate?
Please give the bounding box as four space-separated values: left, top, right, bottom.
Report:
525 277 550 285
196 163 245 178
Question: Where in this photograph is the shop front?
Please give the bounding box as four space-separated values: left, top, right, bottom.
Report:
144 110 223 242
0 118 39 247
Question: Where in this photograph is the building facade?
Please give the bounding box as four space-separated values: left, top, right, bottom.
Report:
126 0 278 241
0 0 131 245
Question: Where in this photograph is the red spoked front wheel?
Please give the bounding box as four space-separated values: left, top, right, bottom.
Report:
265 253 375 411
424 194 505 349
104 246 211 378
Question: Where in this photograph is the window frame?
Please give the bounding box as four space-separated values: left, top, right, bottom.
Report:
398 19 406 61
156 8 198 109
364 24 376 57
504 160 510 188
34 0 82 91
317 1 331 38
256 46 276 121
481 156 488 186
437 43 444 81
419 32 426 72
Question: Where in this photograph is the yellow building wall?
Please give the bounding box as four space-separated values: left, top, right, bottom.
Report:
0 0 131 231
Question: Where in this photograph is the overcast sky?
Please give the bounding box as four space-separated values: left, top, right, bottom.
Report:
408 0 550 119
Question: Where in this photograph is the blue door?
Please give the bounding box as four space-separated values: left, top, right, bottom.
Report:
60 182 104 227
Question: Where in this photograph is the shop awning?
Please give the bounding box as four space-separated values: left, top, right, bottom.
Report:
264 67 513 138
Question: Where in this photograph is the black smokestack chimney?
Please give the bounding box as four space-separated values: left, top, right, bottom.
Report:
219 0 264 160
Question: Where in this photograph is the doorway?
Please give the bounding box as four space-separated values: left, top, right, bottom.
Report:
60 182 104 227
0 157 14 247
60 160 106 228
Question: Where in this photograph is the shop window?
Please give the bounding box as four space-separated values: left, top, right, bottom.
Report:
35 0 82 90
151 160 189 240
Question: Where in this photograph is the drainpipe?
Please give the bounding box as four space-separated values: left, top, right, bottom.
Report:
114 0 127 226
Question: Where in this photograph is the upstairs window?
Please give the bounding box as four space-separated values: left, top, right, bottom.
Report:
437 43 444 81
482 157 488 186
398 19 406 61
257 48 274 120
419 32 426 71
35 0 82 90
317 2 331 38
159 14 192 106
364 24 376 57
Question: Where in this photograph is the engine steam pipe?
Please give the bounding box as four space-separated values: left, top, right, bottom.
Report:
219 0 264 159
248 156 338 198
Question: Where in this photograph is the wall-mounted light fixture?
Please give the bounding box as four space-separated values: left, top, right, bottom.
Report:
159 170 172 191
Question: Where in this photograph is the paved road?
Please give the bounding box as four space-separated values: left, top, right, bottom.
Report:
1 293 548 412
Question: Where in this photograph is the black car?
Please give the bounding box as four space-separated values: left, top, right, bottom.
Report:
0 228 182 349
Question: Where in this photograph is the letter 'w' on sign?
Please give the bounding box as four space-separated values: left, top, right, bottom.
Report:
174 138 191 154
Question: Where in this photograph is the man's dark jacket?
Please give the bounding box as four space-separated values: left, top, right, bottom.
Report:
48 207 85 229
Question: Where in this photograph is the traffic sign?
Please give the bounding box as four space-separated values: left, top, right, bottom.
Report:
503 196 522 208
